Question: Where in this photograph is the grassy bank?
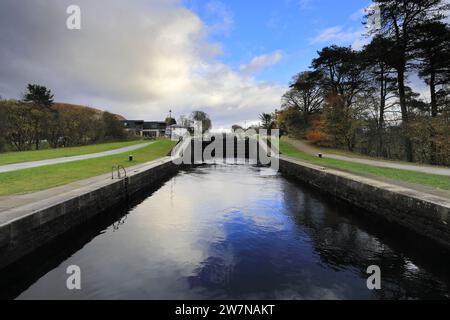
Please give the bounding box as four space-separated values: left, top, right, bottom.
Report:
280 140 450 191
0 140 145 166
0 140 177 196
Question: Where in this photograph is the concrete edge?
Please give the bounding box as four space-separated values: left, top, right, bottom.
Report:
281 155 450 208
0 156 181 269
280 155 450 250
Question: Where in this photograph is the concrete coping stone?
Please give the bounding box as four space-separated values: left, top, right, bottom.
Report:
280 155 450 210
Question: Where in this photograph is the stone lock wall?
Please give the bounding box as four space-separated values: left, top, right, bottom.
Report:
279 156 450 250
0 158 179 270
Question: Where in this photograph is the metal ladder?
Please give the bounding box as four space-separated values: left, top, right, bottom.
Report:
111 165 127 180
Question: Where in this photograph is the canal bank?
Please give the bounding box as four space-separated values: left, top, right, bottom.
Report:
279 156 450 251
3 164 449 300
0 156 181 270
1 137 449 274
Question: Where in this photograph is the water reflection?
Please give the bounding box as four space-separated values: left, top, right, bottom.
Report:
2 164 449 300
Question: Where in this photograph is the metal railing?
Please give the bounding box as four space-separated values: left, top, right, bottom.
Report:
112 165 127 180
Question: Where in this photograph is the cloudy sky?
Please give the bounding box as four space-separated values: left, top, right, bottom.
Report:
0 0 375 128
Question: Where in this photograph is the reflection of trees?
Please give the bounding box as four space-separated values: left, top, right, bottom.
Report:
280 179 450 300
282 182 382 268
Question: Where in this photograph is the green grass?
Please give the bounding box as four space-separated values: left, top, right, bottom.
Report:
280 140 450 191
0 140 146 166
291 138 435 166
0 140 177 196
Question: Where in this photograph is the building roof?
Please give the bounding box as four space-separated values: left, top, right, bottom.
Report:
122 120 167 130
169 124 193 129
143 121 166 130
122 120 144 129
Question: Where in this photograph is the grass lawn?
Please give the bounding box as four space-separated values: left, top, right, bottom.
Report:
292 138 439 166
0 139 146 166
280 140 450 191
0 140 177 196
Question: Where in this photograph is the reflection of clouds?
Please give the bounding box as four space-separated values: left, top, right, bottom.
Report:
405 260 420 273
18 163 450 299
0 0 284 127
125 164 283 280
139 164 394 299
191 243 236 288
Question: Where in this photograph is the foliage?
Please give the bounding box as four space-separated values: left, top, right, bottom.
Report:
274 0 450 165
189 111 212 133
23 84 54 107
306 115 328 145
0 85 128 152
165 117 177 126
231 124 244 132
259 113 276 130
281 71 324 125
276 107 304 137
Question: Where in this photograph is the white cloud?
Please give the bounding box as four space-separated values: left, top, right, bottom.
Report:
350 8 366 21
309 2 377 51
310 26 368 50
239 51 284 75
0 0 284 128
310 26 361 44
205 0 234 36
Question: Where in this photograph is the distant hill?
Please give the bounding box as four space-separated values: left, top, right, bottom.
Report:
54 103 126 120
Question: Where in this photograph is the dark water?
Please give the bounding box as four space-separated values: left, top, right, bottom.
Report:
4 164 450 300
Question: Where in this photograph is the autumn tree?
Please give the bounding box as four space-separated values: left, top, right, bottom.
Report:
276 106 304 137
190 111 212 133
0 100 8 151
102 112 126 141
2 100 36 151
312 46 366 150
259 113 276 130
282 71 324 125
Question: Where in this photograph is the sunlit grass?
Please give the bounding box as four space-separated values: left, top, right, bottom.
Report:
0 139 146 166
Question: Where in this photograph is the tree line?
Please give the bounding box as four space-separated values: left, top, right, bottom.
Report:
271 0 450 165
0 84 127 152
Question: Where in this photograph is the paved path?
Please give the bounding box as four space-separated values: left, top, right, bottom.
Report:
285 138 450 176
0 142 154 173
